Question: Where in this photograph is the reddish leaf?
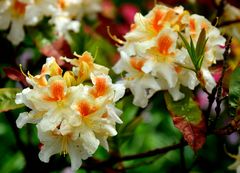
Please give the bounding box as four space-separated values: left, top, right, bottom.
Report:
40 37 74 66
3 67 28 86
173 117 206 151
164 88 207 151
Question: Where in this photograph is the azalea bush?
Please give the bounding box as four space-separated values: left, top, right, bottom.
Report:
0 0 240 173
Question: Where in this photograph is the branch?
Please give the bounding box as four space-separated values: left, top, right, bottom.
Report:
117 142 186 162
211 37 232 129
214 116 240 135
82 142 187 170
219 19 240 27
212 0 226 26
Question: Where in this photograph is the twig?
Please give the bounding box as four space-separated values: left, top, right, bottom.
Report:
212 0 226 26
211 37 232 129
81 142 187 170
214 116 240 135
118 142 186 162
219 19 240 27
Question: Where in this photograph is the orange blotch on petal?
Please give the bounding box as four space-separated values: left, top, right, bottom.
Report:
50 81 65 100
157 35 173 55
43 81 65 102
130 57 145 72
130 23 136 31
190 19 196 34
77 100 96 116
174 66 182 74
36 76 48 87
101 113 108 118
13 0 26 15
80 52 93 66
162 10 175 23
152 10 165 32
90 77 108 98
58 0 66 9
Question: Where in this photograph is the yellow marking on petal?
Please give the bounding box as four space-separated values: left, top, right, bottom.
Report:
63 71 76 87
61 136 68 156
107 26 124 45
42 60 62 76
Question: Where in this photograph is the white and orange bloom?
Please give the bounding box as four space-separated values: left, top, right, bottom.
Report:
16 52 125 170
0 0 102 44
114 4 225 107
0 0 30 45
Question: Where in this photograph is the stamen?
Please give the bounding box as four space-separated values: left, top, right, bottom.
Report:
107 26 124 45
61 136 68 156
94 47 99 61
19 64 27 77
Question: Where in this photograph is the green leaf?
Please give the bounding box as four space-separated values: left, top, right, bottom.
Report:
178 29 208 71
196 29 206 58
178 32 193 59
164 88 206 151
0 88 24 112
229 67 240 116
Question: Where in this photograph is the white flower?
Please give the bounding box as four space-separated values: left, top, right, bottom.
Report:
114 4 225 107
37 125 90 171
0 0 29 45
16 52 125 170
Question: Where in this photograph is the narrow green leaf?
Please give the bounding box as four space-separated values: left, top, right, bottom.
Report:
196 29 206 58
0 88 24 112
178 32 193 58
229 67 240 116
190 37 198 68
164 88 206 151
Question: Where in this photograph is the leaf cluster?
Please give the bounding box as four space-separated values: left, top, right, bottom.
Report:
178 29 208 71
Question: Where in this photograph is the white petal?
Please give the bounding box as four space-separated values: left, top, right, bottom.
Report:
37 129 61 163
68 139 90 171
7 20 25 45
154 63 177 88
112 83 125 102
0 13 10 30
16 112 29 128
80 126 99 154
168 86 185 101
106 104 123 124
39 110 62 132
95 134 109 151
201 68 216 93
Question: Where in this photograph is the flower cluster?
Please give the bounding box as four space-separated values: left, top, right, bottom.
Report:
15 52 125 170
113 4 226 107
0 0 102 45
